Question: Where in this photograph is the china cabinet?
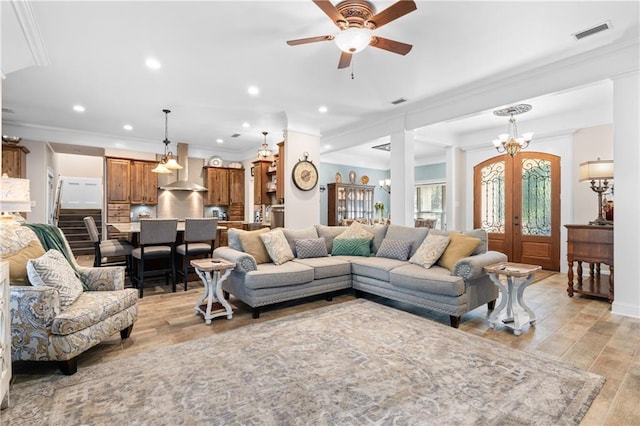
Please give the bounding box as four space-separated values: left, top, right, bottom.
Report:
1 141 29 178
327 183 375 226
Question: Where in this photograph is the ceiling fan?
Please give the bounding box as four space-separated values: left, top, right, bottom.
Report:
287 0 417 69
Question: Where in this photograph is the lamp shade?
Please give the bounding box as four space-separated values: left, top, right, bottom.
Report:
0 176 31 212
579 160 613 182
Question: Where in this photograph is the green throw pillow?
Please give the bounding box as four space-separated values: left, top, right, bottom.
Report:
331 238 371 256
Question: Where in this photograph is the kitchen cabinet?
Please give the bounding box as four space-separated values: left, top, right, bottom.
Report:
253 159 272 205
106 158 131 203
130 160 158 204
228 168 245 221
327 183 375 226
205 167 230 206
2 141 29 178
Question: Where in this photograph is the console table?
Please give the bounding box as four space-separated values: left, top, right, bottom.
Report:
565 224 614 303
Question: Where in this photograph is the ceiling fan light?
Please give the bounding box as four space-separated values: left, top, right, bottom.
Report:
334 28 372 53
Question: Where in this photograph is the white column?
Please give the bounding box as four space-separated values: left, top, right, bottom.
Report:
445 146 464 230
389 130 414 226
283 130 321 229
612 71 640 318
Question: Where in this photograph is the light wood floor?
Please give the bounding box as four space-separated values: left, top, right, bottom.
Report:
13 258 640 425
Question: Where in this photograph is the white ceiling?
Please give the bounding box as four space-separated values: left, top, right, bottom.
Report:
2 1 638 167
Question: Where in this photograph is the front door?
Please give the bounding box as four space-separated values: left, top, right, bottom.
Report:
474 152 561 271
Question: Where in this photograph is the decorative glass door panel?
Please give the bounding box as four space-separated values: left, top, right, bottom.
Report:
475 152 560 271
327 183 374 225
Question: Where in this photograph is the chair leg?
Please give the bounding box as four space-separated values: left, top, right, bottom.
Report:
120 324 134 339
138 258 145 298
59 357 78 375
184 254 189 291
171 250 177 293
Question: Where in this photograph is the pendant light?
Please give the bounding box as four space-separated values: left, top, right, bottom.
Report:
152 109 183 173
257 131 273 158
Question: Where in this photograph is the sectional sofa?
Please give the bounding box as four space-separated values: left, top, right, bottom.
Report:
213 223 507 327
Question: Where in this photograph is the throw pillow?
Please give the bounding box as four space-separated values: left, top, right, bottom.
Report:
409 234 451 269
4 239 46 285
26 249 84 310
282 227 318 256
331 238 371 257
376 239 412 261
295 238 329 259
335 221 374 241
237 228 271 264
260 229 294 265
438 233 481 271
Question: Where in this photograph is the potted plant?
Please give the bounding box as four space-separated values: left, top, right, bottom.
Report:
374 201 385 220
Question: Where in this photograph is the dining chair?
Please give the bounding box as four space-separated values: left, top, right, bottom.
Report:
83 216 133 276
131 219 178 298
176 218 218 291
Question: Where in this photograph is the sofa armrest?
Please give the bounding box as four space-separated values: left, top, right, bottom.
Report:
213 247 258 273
452 251 508 280
77 265 125 291
10 285 60 331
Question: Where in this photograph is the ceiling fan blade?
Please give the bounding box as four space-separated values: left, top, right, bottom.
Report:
370 37 413 55
287 35 335 46
337 51 352 69
367 0 417 29
313 0 346 27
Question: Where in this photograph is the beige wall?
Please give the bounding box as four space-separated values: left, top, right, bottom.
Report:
55 153 103 178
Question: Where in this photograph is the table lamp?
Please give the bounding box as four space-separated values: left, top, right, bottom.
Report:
579 159 613 226
0 174 31 222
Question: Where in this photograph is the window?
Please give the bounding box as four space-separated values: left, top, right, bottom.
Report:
414 181 446 229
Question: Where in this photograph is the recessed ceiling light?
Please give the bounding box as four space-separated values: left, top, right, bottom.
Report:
242 122 250 128
318 106 328 113
73 105 85 113
123 124 133 131
324 144 332 150
145 57 161 70
247 86 260 96
216 138 223 144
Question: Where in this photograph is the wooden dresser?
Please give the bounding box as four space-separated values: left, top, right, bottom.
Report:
565 224 613 303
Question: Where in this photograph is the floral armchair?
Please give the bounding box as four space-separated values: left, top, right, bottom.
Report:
1 223 138 375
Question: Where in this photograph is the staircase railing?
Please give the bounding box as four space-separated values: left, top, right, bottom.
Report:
52 178 63 226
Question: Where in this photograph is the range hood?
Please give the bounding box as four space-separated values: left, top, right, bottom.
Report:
159 143 208 191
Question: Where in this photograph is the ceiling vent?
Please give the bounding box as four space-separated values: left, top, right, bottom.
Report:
573 22 611 40
390 98 407 105
372 143 391 151
231 133 241 138
2 107 15 114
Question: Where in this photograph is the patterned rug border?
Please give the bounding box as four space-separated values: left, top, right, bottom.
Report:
2 299 604 425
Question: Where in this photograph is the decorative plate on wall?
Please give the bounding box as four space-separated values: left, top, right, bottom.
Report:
335 172 343 183
361 175 369 184
348 170 356 184
208 156 223 167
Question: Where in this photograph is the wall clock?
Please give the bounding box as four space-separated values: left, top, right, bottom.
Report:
292 153 319 191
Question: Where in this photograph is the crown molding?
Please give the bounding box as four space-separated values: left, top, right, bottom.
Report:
11 0 49 67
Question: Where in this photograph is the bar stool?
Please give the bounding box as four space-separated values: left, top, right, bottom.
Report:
83 216 133 276
131 219 178 298
176 218 218 291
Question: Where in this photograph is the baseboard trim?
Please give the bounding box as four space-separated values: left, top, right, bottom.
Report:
612 301 640 318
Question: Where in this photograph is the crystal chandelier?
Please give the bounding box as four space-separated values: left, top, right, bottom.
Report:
152 109 183 174
491 104 534 157
257 131 273 158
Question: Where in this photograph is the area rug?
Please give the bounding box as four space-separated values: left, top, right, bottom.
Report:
1 299 603 425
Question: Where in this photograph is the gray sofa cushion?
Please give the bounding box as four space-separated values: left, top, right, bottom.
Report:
243 262 314 290
315 225 348 253
227 228 242 251
282 227 318 256
384 224 429 257
389 263 466 297
376 239 412 261
360 224 388 254
350 257 409 282
293 257 352 280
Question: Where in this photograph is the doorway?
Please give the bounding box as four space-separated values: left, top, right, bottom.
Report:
473 152 561 271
